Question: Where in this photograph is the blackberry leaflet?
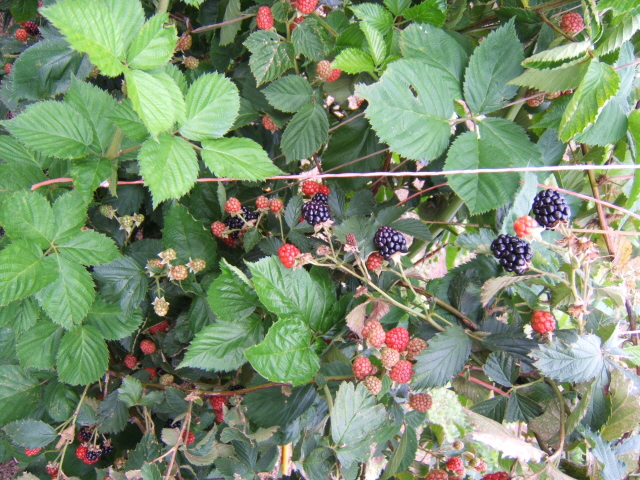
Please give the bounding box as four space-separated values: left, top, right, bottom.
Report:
490 234 533 274
224 216 245 238
241 206 259 222
302 201 331 225
311 192 328 204
374 226 408 259
532 189 570 228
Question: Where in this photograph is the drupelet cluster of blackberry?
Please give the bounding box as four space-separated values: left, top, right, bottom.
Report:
302 192 331 226
374 226 408 259
532 189 570 228
223 207 258 238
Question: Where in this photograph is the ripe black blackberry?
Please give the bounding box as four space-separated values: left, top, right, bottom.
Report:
22 21 39 36
490 234 533 274
374 226 408 259
84 446 102 462
532 189 570 228
0 226 4 237
311 192 328 204
165 418 182 429
77 426 93 442
101 439 114 455
230 384 245 391
241 206 259 222
302 201 331 225
224 215 245 238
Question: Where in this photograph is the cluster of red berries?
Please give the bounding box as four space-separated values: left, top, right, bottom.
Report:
278 243 301 268
301 180 330 197
209 395 226 423
559 12 584 34
211 197 282 248
293 0 318 15
481 472 510 480
15 21 39 42
256 6 274 30
316 60 341 82
262 115 278 131
182 430 196 445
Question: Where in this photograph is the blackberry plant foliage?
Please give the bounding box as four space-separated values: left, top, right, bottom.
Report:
0 0 637 479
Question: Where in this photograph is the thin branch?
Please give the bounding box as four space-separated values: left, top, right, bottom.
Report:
191 15 254 34
328 112 365 133
396 182 447 205
458 372 507 396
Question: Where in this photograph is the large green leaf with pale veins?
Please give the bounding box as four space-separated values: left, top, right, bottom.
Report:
2 101 94 159
413 325 472 388
356 59 454 162
127 13 177 71
162 204 217 269
138 133 198 207
281 103 329 162
558 60 620 142
201 138 281 181
244 31 296 86
245 318 319 386
57 325 108 385
179 316 263 371
0 242 57 307
180 73 239 141
36 254 96 329
0 191 54 249
0 366 41 426
42 0 144 76
207 259 261 322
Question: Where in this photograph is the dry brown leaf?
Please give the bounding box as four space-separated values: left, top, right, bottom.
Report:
346 301 370 338
368 300 390 324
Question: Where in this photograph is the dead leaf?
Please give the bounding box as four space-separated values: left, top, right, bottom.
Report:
368 301 390 324
346 301 370 338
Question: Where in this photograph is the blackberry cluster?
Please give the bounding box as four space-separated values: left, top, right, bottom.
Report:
490 234 533 274
302 201 331 225
224 216 245 238
312 192 328 204
242 206 259 222
374 226 408 259
532 190 570 228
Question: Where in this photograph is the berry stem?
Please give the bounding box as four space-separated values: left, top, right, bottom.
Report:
54 384 90 480
156 0 170 14
546 379 566 465
311 13 339 37
398 262 451 328
537 11 578 43
323 384 333 413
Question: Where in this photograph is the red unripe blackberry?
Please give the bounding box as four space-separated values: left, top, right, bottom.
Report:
46 462 59 476
222 236 237 248
176 32 192 51
361 320 382 339
317 60 332 80
406 337 427 360
426 469 448 480
269 198 284 214
363 375 382 395
215 410 225 423
385 327 409 352
366 252 383 271
366 327 386 349
380 347 400 369
169 265 188 281
389 360 413 383
278 243 300 268
256 6 274 30
15 29 28 42
481 473 509 480
211 221 227 238
262 114 278 131
144 367 157 380
225 197 242 214
525 88 544 107
532 189 570 229
446 457 464 473
352 356 373 380
301 201 331 225
256 196 270 211
140 339 156 354
490 234 533 274
301 180 320 196
4 63 11 74
76 444 88 460
209 395 226 411
149 321 170 334
124 354 137 369
374 226 408 259
296 0 318 14
513 215 540 238
409 393 432 412
21 21 39 36
474 460 487 472
24 448 41 456
317 184 330 195
531 310 556 334
326 68 341 82
289 15 304 32
183 431 196 445
560 12 584 34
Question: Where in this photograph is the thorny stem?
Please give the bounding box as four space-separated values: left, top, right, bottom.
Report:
537 11 577 42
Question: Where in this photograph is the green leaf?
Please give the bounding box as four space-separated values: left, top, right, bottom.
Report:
509 61 590 92
291 18 327 62
71 157 111 203
400 23 467 98
558 61 619 141
332 49 376 74
138 133 198 206
93 256 148 313
247 256 335 333
595 10 640 55
3 419 57 448
57 325 108 385
356 59 454 161
96 390 128 434
124 68 180 137
402 0 447 27
384 0 411 15
380 426 418 480
263 75 314 113
352 4 394 35
463 20 523 114
583 429 626 480
59 230 121 266
413 325 471 388
162 204 217 269
107 99 148 142
179 316 263 371
65 78 117 153
0 242 56 306
244 31 296 86
505 392 543 423
12 37 93 101
331 382 387 467
11 0 38 23
17 322 63 370
219 0 242 46
245 318 319 386
523 41 592 69
281 103 329 162
43 380 78 422
389 218 432 241
141 463 162 480
601 369 640 441
36 254 95 328
201 137 282 181
84 296 143 340
179 73 239 141
207 259 261 322
127 13 176 70
3 101 94 159
0 191 54 249
533 335 604 383
360 21 386 66
244 384 318 428
483 352 519 387
0 165 46 199
51 190 88 245
42 0 132 76
0 365 41 426
0 298 39 335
